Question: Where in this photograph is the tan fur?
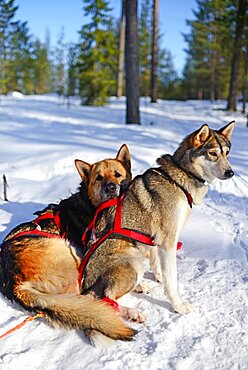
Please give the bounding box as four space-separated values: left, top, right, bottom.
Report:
0 145 136 343
75 144 131 207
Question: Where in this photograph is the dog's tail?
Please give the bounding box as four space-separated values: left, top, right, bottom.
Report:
16 282 136 342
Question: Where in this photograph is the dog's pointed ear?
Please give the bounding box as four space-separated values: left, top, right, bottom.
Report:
74 159 92 182
218 121 235 141
193 124 210 147
116 144 131 173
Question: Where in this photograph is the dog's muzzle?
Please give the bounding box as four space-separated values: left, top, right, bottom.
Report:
104 182 119 196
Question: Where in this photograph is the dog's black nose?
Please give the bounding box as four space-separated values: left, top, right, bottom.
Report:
105 182 116 193
224 169 234 178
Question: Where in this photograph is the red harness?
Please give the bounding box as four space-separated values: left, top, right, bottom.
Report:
78 193 185 285
3 194 187 284
2 212 64 242
2 185 191 311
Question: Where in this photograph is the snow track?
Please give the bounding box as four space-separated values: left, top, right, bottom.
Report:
0 95 247 369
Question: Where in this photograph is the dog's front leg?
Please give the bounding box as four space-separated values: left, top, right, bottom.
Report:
157 243 193 314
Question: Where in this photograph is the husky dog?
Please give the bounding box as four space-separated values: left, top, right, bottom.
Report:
80 122 235 332
0 144 136 342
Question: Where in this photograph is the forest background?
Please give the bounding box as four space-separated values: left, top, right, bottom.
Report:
1 0 248 118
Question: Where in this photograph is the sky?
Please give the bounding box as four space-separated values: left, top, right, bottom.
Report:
15 0 197 75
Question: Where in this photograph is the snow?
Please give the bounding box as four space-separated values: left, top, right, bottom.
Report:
0 94 248 370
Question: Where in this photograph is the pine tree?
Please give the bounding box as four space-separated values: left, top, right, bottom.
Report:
139 0 152 97
78 0 118 105
0 0 19 95
54 28 66 97
151 0 159 102
66 43 79 107
117 0 125 98
227 0 248 111
7 21 34 93
158 48 180 99
33 38 52 94
183 0 234 100
241 34 248 113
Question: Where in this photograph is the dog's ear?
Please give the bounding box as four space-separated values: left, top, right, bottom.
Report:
116 144 131 173
218 121 235 141
193 124 210 147
74 159 92 182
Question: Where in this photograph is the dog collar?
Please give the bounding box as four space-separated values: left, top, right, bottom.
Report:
151 168 193 208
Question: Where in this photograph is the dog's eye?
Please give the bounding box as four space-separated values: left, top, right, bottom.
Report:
96 174 103 181
115 172 122 178
226 150 230 156
209 151 218 157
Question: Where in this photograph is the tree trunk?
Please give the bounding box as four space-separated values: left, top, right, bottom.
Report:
125 0 140 124
242 35 248 114
242 53 248 114
215 48 221 100
227 0 248 111
150 0 159 103
210 16 216 102
117 0 125 98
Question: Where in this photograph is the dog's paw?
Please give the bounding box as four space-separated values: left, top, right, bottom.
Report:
133 282 150 294
173 302 194 314
119 306 146 323
126 308 146 323
154 272 162 283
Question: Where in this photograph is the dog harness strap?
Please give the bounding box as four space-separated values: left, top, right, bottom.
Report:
79 193 184 285
54 211 63 229
101 297 119 311
33 213 55 224
78 230 113 284
6 212 64 242
152 168 193 208
6 229 62 240
114 195 155 245
81 198 119 246
184 191 193 208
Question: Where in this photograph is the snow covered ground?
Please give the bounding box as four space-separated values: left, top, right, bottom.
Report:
0 94 247 370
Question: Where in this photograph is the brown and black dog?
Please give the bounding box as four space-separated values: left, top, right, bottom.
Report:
0 144 136 342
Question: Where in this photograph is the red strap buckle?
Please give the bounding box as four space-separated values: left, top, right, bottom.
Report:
177 242 182 250
101 297 119 312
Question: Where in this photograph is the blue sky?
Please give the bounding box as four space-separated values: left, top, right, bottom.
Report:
15 0 197 74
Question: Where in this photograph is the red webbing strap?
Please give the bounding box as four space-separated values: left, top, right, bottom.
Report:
54 211 63 230
113 193 124 230
185 191 193 208
78 194 184 285
78 230 113 284
79 195 155 284
33 213 54 224
6 229 62 240
34 211 64 233
114 194 155 246
101 297 119 311
82 197 119 246
5 212 63 242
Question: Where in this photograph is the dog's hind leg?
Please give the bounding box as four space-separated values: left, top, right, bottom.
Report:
87 255 146 323
149 246 162 283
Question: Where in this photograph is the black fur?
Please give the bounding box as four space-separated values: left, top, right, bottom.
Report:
55 181 96 247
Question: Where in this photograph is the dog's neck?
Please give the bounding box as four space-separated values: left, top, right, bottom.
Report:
57 182 96 246
156 154 208 205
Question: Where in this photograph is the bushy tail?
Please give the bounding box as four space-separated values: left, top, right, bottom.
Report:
17 282 136 342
